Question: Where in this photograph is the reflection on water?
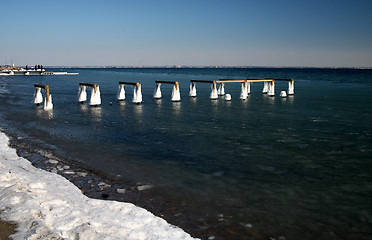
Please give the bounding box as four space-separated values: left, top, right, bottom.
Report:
240 97 249 109
287 95 294 104
119 100 126 116
263 94 275 104
211 99 219 114
189 96 197 105
90 106 102 122
225 100 232 107
133 104 143 120
171 102 181 118
79 103 89 113
154 99 162 112
35 107 54 119
118 100 126 106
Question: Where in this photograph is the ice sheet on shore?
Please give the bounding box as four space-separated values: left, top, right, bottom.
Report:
0 131 197 240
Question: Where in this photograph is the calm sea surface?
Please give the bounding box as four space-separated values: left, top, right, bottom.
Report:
1 68 371 239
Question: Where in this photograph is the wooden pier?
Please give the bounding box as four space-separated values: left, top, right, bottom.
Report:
34 84 51 102
154 80 180 101
79 83 99 93
118 82 142 103
32 77 295 109
190 78 294 97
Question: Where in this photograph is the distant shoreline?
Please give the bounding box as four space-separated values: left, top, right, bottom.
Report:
29 66 372 70
3 64 371 70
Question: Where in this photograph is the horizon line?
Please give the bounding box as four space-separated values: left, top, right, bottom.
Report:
9 65 371 69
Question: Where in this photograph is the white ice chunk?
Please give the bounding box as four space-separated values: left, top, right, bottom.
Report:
225 94 231 101
280 91 287 98
117 188 126 194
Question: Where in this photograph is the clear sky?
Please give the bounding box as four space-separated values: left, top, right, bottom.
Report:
1 0 371 67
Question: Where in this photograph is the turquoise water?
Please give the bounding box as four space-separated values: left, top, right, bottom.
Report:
0 68 371 239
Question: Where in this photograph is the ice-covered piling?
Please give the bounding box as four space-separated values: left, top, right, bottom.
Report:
154 83 162 99
43 94 53 110
132 83 142 104
117 84 126 101
118 82 143 104
240 82 248 100
217 83 225 96
78 85 87 103
189 82 197 97
288 79 294 95
210 82 218 100
262 81 269 93
171 82 181 102
32 87 43 105
43 86 53 110
89 85 101 106
33 84 53 110
268 81 275 96
78 83 101 106
155 81 181 101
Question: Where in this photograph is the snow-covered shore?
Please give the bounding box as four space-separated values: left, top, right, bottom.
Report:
0 131 197 240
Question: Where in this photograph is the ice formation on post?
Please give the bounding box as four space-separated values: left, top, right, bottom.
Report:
154 83 162 99
78 85 87 103
32 87 43 104
189 82 197 97
288 80 294 95
43 94 53 110
117 84 126 101
171 83 181 102
268 81 275 96
247 82 251 95
240 82 248 100
210 83 218 100
132 84 142 103
262 81 269 93
89 86 101 106
217 83 225 96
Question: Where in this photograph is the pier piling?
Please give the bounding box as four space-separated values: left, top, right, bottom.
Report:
33 84 53 109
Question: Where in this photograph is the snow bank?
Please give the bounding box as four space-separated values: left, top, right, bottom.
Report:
0 131 197 240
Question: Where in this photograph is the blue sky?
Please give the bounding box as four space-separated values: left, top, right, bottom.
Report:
1 0 371 67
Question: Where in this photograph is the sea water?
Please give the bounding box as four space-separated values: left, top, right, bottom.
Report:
0 67 371 239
